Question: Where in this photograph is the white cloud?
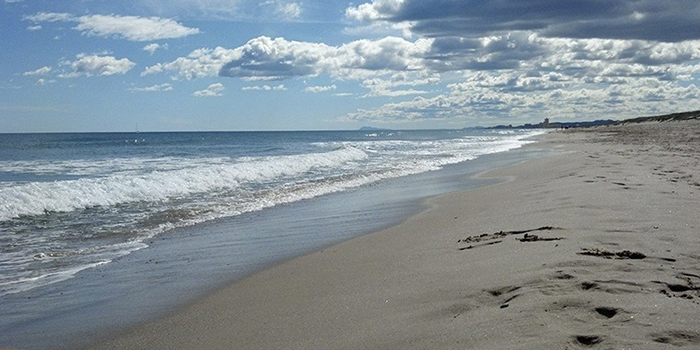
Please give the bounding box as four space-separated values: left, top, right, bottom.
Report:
346 0 700 42
142 46 241 79
139 28 700 125
23 66 52 76
141 64 165 77
24 12 73 22
360 71 437 96
242 84 287 91
75 15 199 41
263 1 302 19
278 2 302 19
304 84 337 93
337 34 700 123
24 13 199 41
128 83 173 92
346 0 404 22
344 72 700 125
220 37 329 80
27 25 42 31
147 36 433 81
35 78 56 86
334 36 432 73
59 54 136 78
143 43 169 55
193 83 225 96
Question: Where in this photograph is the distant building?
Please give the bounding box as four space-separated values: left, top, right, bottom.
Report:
485 118 614 130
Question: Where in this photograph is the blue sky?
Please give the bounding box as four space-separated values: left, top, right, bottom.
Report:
2 0 700 132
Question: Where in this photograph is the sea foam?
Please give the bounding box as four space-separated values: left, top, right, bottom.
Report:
0 146 368 221
0 129 545 296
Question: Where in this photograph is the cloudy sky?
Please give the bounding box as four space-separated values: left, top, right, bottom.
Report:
2 0 699 132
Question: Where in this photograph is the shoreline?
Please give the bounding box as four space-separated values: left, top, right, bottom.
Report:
91 121 700 349
0 134 548 350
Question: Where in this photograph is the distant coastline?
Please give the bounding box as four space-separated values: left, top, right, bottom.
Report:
484 109 700 130
361 110 700 132
484 119 615 130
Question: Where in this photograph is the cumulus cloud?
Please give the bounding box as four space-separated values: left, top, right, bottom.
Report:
336 10 700 124
346 0 700 42
361 71 439 97
128 0 700 126
141 30 700 122
128 83 173 92
142 46 241 79
220 37 326 80
193 83 225 96
346 0 404 22
147 33 700 85
423 33 700 76
23 66 52 76
145 36 433 81
344 70 700 125
24 12 199 41
143 43 169 55
59 54 135 78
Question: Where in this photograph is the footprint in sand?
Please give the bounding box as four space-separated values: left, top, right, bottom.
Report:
593 306 618 319
485 285 521 309
572 335 604 347
651 330 700 347
655 273 700 303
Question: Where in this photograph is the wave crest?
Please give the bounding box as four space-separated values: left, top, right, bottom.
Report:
0 147 368 221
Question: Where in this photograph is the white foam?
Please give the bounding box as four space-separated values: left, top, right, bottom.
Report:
0 132 545 222
0 147 368 221
0 260 111 297
0 130 547 295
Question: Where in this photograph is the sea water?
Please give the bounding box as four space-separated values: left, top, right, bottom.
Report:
0 129 545 348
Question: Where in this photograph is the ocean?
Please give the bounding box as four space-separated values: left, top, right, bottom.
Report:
0 129 546 348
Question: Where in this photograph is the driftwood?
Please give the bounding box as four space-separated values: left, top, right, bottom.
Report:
458 226 563 251
458 226 556 244
518 233 563 242
458 240 503 251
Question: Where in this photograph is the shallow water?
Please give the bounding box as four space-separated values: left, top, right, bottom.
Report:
0 130 548 349
0 129 543 297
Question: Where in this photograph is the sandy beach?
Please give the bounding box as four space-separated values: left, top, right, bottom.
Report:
88 120 700 349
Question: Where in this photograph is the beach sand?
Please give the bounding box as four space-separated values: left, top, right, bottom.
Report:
87 120 700 349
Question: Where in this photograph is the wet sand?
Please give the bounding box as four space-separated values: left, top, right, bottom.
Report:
88 120 700 349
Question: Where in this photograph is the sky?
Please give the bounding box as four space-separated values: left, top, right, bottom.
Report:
1 0 700 132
